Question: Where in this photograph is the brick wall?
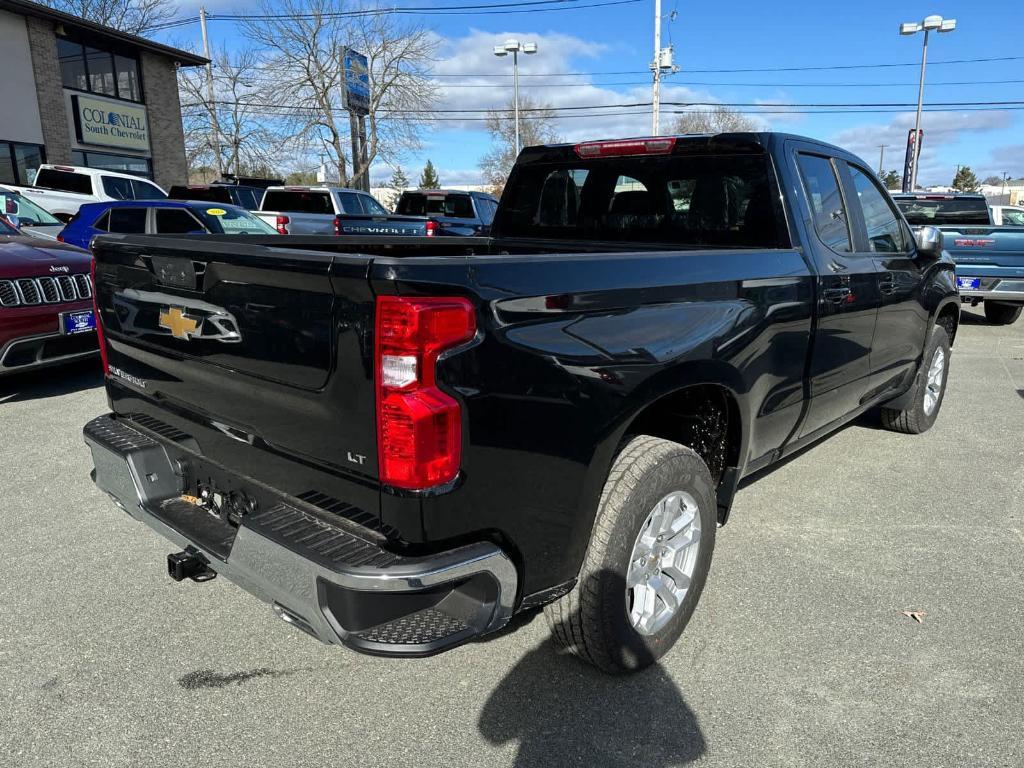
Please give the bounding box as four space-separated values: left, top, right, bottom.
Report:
24 17 71 165
141 52 188 189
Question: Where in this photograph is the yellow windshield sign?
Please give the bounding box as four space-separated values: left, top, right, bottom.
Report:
206 208 226 216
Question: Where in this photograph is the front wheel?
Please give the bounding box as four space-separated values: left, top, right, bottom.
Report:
880 325 951 434
544 435 716 674
984 302 1022 325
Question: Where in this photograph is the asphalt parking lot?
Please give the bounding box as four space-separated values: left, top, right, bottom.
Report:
1 305 1022 768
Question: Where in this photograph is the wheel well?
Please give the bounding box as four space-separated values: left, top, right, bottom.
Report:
624 384 742 486
936 302 960 345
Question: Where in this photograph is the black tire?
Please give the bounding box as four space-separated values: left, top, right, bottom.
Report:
544 435 716 674
880 325 951 434
983 302 1022 325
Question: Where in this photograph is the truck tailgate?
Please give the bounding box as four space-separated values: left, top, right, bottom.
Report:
91 235 381 489
941 226 1024 269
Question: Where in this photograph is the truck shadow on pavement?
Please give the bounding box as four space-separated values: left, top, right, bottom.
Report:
478 612 706 766
0 359 102 404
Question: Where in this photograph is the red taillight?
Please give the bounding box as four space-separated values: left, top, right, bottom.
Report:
375 296 476 490
275 215 289 235
574 137 676 158
56 233 64 243
425 220 438 237
90 256 109 376
333 214 341 236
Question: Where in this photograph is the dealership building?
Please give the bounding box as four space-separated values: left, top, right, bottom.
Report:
0 0 205 190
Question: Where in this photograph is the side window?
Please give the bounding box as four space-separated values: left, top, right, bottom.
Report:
1004 209 1024 226
92 210 110 231
102 176 133 200
155 208 204 234
106 208 147 233
796 154 851 253
846 164 910 253
477 198 496 224
131 179 167 200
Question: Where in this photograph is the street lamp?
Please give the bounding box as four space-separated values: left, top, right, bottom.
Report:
900 14 956 190
493 39 537 156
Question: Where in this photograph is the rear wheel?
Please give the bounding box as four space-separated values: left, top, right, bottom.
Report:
880 325 951 434
544 435 716 674
983 301 1022 325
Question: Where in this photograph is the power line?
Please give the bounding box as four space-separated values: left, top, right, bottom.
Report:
427 55 1024 77
429 77 1024 89
149 0 639 30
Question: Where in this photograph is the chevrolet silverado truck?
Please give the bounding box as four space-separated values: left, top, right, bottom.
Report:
255 185 438 237
83 133 959 673
893 192 1024 325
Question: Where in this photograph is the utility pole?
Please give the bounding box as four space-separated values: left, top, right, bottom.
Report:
877 144 889 174
199 7 222 177
652 0 661 134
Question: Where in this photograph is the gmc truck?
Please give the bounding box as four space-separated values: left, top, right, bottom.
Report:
83 133 958 673
893 192 1024 325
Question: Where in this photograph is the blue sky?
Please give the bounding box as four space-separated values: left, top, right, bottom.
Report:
159 0 1022 187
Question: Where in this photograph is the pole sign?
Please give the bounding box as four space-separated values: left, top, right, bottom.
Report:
72 95 150 152
902 128 922 193
342 49 370 116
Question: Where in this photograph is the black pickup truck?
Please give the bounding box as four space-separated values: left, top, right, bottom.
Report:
83 133 959 673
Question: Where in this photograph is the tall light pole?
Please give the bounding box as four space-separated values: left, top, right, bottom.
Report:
900 14 956 190
494 39 537 156
877 144 889 175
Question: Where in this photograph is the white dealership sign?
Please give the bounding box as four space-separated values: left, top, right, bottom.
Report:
72 95 150 152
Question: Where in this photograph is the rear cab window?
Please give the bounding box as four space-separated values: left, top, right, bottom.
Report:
35 168 93 195
497 145 789 247
893 195 991 226
262 189 334 214
102 176 134 200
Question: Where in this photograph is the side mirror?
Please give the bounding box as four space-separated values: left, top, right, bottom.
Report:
914 225 943 259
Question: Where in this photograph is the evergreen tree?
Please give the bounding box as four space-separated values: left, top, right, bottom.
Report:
419 160 440 189
385 166 411 210
879 170 902 190
951 166 980 192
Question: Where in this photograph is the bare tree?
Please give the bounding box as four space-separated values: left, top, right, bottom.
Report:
672 106 756 134
242 0 437 186
38 0 174 36
179 46 287 180
479 97 560 195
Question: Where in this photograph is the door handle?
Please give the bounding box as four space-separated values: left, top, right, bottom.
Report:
878 275 897 294
822 287 852 304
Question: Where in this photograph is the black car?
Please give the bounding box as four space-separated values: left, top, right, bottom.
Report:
394 189 498 235
167 183 266 211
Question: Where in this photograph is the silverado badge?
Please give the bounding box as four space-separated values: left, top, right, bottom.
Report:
159 307 200 340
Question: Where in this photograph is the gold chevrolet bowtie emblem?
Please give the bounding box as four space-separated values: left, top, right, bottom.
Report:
158 307 199 340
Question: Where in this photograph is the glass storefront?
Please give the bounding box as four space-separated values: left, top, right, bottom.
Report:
71 150 153 179
57 37 142 103
0 141 46 185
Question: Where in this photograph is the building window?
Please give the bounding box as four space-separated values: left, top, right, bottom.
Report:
0 142 47 185
57 37 143 103
72 150 153 179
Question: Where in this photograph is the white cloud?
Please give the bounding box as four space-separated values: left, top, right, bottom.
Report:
831 111 1013 185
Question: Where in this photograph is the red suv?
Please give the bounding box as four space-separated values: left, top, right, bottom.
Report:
0 217 97 374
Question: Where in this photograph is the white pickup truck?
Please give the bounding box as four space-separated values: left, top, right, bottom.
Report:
5 164 167 222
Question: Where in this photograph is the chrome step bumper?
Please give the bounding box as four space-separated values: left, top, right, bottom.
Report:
83 414 518 657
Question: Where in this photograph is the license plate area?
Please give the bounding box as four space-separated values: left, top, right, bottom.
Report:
61 309 95 335
957 277 981 290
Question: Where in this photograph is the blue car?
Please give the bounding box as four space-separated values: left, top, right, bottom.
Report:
58 199 277 250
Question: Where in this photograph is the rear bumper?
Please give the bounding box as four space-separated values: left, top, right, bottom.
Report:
83 414 518 657
956 270 1024 304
